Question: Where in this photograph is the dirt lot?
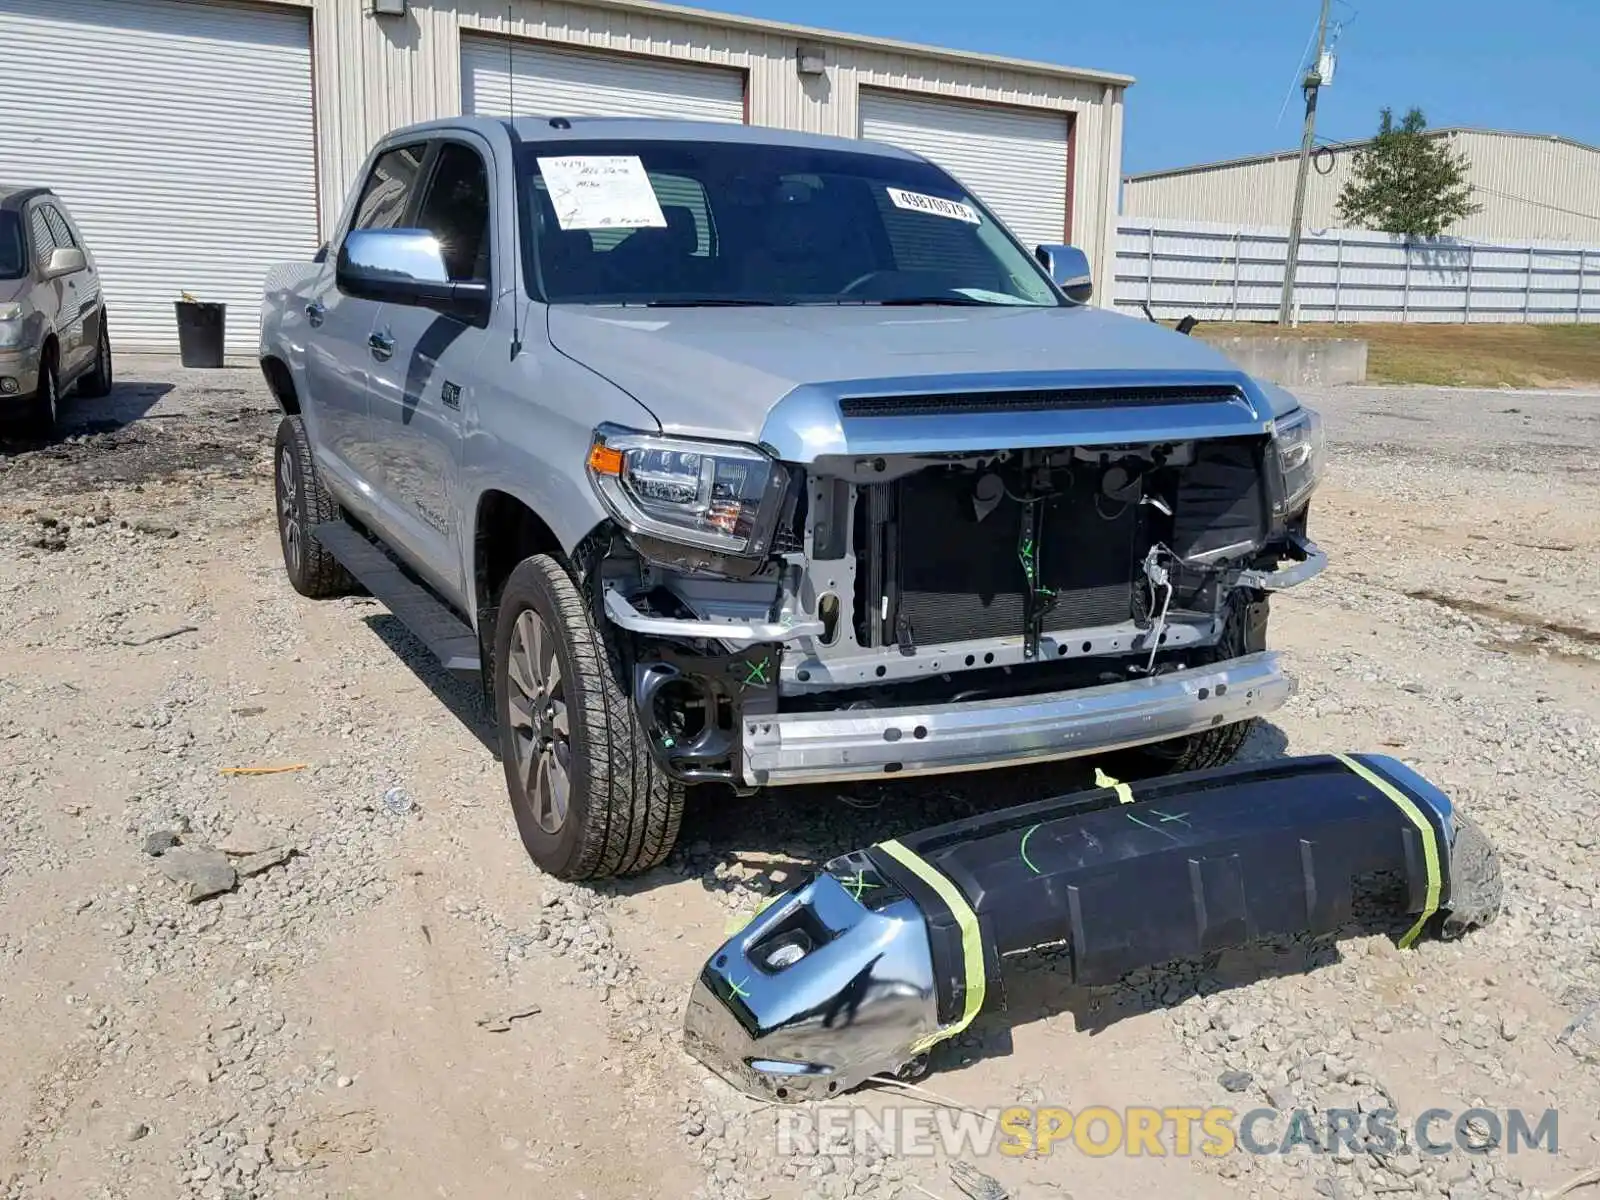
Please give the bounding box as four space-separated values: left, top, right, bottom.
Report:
1 362 1598 1200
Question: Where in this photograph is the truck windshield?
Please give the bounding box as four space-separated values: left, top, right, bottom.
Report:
0 212 25 280
517 139 1063 308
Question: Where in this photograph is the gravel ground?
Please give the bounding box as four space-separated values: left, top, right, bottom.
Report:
0 363 1597 1200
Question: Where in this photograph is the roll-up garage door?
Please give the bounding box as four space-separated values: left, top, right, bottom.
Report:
463 38 745 125
860 89 1070 251
0 0 318 356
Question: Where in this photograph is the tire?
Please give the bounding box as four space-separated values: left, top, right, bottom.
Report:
274 415 354 599
1136 717 1255 775
78 316 113 399
493 554 683 881
1441 811 1502 938
28 349 59 437
1128 594 1264 776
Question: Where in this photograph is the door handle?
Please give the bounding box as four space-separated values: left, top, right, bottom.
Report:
305 301 325 328
369 330 395 362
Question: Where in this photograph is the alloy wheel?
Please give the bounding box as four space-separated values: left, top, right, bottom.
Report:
506 608 571 835
277 446 302 576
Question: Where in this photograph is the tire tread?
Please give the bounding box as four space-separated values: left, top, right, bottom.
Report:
501 555 682 880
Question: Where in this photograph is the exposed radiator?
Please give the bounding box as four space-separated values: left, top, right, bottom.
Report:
888 469 1137 645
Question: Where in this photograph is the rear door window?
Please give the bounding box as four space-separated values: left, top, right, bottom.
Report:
28 205 57 269
41 205 78 250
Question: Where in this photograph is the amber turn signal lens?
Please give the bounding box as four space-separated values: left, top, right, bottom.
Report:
587 443 624 476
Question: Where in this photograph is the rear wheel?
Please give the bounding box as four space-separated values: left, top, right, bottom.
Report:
78 317 113 398
274 415 354 598
493 554 683 880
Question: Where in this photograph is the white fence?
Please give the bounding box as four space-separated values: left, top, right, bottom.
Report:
1113 218 1600 324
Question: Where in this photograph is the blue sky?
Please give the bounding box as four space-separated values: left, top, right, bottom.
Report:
692 0 1600 174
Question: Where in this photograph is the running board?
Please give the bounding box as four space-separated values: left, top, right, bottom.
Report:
312 521 481 676
684 754 1500 1103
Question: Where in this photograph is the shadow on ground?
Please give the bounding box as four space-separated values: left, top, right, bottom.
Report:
0 378 174 450
672 717 1293 882
362 612 497 754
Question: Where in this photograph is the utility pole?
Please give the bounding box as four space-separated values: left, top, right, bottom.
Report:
1278 0 1334 326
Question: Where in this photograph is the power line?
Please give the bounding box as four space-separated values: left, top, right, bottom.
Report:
1274 13 1324 130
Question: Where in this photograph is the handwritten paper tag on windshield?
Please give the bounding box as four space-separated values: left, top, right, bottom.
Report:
538 156 667 232
886 187 981 224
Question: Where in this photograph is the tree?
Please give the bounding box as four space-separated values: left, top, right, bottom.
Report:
1336 107 1481 238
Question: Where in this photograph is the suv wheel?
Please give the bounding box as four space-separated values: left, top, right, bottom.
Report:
274 415 353 598
78 318 113 399
493 554 683 880
29 351 59 436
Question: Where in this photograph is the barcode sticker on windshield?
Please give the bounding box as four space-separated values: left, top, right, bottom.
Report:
538 156 667 232
886 187 980 224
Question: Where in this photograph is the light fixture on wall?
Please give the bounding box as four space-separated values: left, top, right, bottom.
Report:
795 46 826 76
369 0 406 15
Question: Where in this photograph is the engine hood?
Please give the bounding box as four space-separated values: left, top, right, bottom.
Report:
546 303 1296 460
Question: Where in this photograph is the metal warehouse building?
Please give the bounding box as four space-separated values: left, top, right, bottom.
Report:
1123 128 1600 246
0 0 1130 354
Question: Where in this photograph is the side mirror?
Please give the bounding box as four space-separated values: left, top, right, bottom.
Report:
336 229 489 324
1034 244 1093 305
43 247 86 280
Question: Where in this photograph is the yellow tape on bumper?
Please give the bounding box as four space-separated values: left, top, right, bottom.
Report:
1095 767 1135 805
1335 753 1442 949
877 838 987 1053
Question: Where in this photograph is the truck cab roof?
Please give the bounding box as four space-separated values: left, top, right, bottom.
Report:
378 114 926 161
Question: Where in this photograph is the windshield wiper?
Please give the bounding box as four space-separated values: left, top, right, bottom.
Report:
642 298 789 307
870 296 1012 307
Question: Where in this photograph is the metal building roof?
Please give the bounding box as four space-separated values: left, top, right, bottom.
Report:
574 0 1136 87
1124 127 1599 183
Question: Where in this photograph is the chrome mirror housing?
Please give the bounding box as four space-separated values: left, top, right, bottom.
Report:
335 229 488 323
1034 243 1093 305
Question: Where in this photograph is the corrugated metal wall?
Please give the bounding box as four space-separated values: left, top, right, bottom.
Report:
1116 217 1600 325
1124 131 1600 245
296 0 1126 302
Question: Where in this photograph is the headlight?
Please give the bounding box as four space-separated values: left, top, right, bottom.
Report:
0 304 26 350
586 425 792 558
1271 406 1325 515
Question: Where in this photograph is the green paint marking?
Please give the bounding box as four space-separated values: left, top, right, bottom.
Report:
1125 811 1181 842
727 976 752 1001
742 661 771 687
843 870 880 902
1152 809 1192 827
1019 824 1043 875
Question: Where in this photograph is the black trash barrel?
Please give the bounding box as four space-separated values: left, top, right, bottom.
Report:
173 300 226 368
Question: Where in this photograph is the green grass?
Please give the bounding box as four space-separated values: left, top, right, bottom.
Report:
1193 322 1600 388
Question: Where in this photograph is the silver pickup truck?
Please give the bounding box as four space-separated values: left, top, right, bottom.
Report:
260 116 1327 881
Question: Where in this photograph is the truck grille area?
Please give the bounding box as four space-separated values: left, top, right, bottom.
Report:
838 385 1246 419
884 469 1138 645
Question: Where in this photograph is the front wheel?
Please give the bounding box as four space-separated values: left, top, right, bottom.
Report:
493 554 683 880
1126 593 1267 775
28 351 59 436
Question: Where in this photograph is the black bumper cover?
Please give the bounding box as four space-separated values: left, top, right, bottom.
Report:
684 754 1494 1101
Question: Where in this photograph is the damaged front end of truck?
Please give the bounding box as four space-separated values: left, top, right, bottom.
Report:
581 367 1327 791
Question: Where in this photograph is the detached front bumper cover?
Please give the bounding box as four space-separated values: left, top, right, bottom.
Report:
684 753 1500 1102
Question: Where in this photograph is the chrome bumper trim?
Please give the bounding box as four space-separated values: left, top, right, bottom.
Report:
742 651 1291 786
602 587 824 645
